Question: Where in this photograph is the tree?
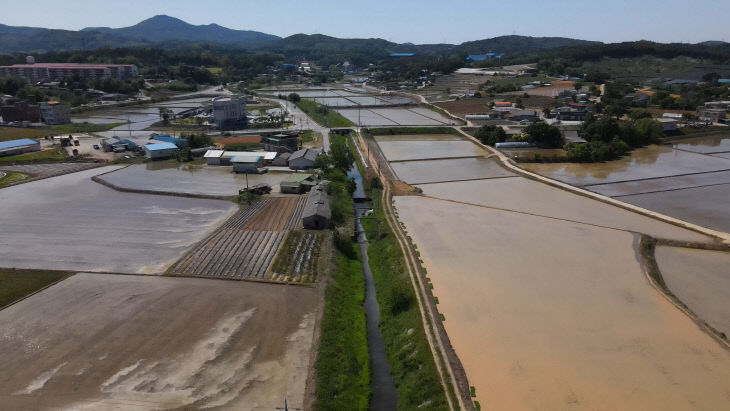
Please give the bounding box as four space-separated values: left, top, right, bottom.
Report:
474 125 507 146
524 122 564 148
288 92 301 102
328 136 354 172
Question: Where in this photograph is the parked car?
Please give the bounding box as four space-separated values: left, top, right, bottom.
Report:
93 144 100 150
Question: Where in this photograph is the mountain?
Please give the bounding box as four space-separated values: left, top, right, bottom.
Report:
81 15 279 46
457 35 601 55
697 40 728 46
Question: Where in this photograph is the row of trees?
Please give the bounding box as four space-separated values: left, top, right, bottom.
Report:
475 122 564 148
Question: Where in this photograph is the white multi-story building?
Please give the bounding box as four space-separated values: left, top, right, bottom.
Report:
0 59 138 83
39 101 70 125
212 94 246 129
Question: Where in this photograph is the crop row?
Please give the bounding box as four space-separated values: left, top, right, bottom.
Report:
221 199 271 229
271 230 323 283
284 196 308 230
173 229 285 279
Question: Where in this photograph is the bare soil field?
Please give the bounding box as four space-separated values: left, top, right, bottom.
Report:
656 245 730 337
171 197 307 281
0 273 320 410
214 135 262 146
0 167 237 274
244 196 304 231
393 195 730 410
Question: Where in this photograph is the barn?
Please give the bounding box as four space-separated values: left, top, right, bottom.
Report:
302 184 330 230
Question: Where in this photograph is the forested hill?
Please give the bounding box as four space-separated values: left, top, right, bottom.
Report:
81 15 280 46
0 15 597 59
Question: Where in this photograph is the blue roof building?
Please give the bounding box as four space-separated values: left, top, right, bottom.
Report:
152 135 188 148
718 79 730 83
144 142 179 160
390 53 415 57
467 54 488 62
0 138 41 157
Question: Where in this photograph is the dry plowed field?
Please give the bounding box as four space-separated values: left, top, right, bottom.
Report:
171 197 308 281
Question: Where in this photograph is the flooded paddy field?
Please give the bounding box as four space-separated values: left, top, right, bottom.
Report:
417 178 711 242
0 167 237 274
308 95 413 107
377 139 486 161
374 133 461 142
98 163 297 196
0 273 320 410
394 195 730 410
656 245 730 337
617 184 730 234
337 107 455 126
522 144 730 186
521 136 730 234
392 157 515 184
671 134 730 154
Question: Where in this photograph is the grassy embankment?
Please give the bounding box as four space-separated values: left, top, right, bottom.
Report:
360 189 450 410
0 268 73 309
314 248 370 411
0 171 29 187
0 123 123 142
295 99 355 128
314 152 370 410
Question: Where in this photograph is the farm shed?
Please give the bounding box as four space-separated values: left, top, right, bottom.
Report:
0 138 40 157
302 184 331 229
204 149 225 165
271 152 291 167
288 148 320 170
280 173 318 194
144 142 179 160
231 154 263 174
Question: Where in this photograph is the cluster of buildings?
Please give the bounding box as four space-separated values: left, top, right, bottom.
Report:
0 99 70 125
202 147 321 173
0 57 138 83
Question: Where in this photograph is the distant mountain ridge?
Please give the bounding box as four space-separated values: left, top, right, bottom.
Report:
0 15 722 62
80 15 280 46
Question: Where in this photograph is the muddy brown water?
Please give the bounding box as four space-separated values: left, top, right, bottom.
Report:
392 157 516 184
656 245 730 337
0 273 320 410
394 195 730 410
671 134 730 154
522 144 730 186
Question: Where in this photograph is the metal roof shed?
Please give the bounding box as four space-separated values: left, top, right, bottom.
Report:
302 185 331 229
0 138 40 157
144 142 179 160
204 149 225 165
231 155 262 174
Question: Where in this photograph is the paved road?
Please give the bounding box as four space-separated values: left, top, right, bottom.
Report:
271 98 332 151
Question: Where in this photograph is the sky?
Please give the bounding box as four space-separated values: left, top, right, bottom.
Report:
3 0 730 44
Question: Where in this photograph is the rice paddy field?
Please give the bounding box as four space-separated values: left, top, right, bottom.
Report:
522 135 730 234
337 107 457 126
0 166 237 274
376 130 730 409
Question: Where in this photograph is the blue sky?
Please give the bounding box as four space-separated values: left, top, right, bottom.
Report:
4 0 730 44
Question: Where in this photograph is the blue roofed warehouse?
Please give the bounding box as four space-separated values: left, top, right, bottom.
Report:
144 142 179 160
0 138 41 157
